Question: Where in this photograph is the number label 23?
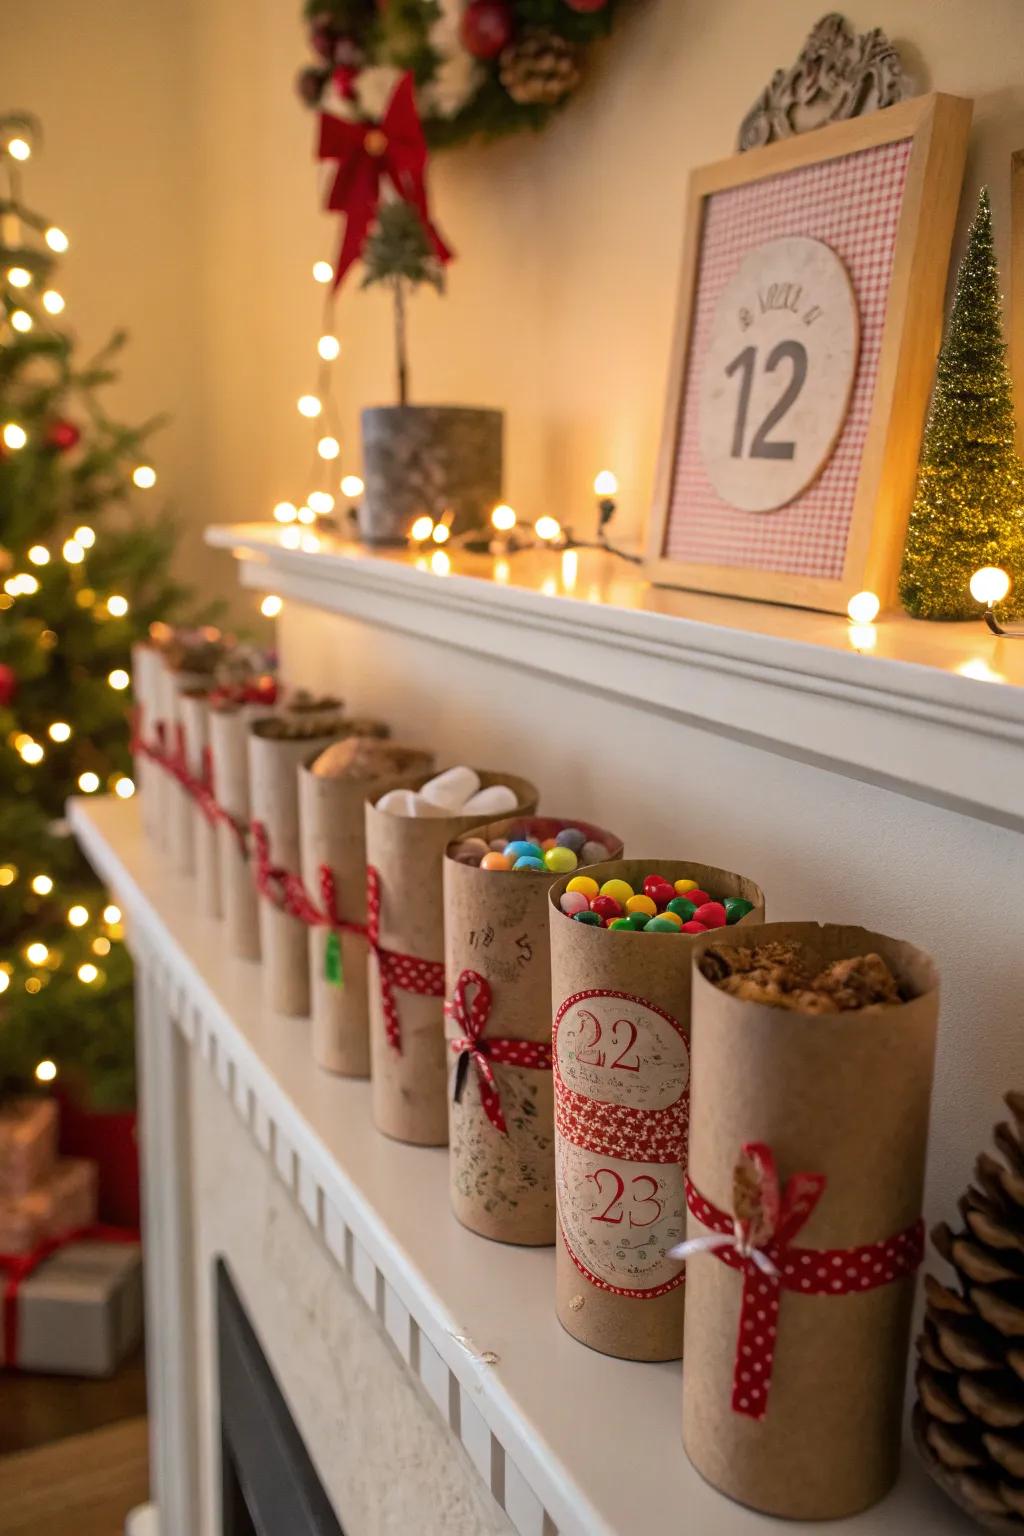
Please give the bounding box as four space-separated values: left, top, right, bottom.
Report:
589 1168 664 1228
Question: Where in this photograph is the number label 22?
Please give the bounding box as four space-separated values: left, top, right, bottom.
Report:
575 1011 640 1072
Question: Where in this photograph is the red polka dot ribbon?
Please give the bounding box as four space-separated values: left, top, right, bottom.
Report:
673 1142 924 1421
445 969 554 1137
366 865 446 1055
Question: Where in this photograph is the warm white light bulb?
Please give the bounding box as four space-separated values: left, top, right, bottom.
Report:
273 501 297 524
45 227 69 253
430 549 451 577
106 594 129 617
74 525 96 548
62 539 84 564
308 490 334 514
340 474 364 498
534 515 561 542
431 523 450 544
78 771 100 793
7 267 31 288
10 309 32 333
20 741 44 764
34 1059 57 1082
3 423 27 450
8 138 31 162
103 904 121 925
132 465 156 489
0 972 9 994
298 394 322 418
260 594 283 619
68 904 89 927
108 668 130 690
30 874 53 895
78 962 99 984
26 942 48 966
491 503 517 532
16 573 38 595
281 526 301 549
594 470 619 497
317 435 340 461
969 566 1011 606
48 721 71 742
846 590 881 624
317 335 341 361
28 545 49 565
114 776 135 799
42 290 65 315
410 515 434 542
297 505 316 524
312 260 333 284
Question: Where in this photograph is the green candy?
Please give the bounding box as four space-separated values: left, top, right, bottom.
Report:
624 912 650 930
667 897 697 921
724 898 755 925
608 918 632 930
645 916 681 933
572 911 602 925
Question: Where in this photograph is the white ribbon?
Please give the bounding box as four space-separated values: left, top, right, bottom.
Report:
669 1230 779 1279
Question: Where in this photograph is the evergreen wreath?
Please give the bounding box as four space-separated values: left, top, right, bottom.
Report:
297 0 626 148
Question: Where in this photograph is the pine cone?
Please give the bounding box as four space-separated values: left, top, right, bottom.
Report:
915 1092 1024 1530
499 29 581 107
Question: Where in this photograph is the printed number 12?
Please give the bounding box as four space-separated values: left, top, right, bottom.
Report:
725 340 808 461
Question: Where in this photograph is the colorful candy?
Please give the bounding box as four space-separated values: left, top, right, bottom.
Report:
513 856 546 872
559 890 590 916
572 910 602 925
566 874 599 898
450 824 604 875
556 871 757 935
544 845 578 874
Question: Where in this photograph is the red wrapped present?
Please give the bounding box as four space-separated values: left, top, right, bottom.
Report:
0 1098 58 1199
0 1158 98 1256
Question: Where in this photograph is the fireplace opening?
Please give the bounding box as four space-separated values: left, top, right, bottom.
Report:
217 1258 345 1535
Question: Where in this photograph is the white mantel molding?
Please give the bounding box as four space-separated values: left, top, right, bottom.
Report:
74 796 973 1536
207 525 1024 834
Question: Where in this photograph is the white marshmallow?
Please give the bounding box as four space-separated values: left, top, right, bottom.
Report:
460 784 518 817
418 765 481 811
374 788 420 817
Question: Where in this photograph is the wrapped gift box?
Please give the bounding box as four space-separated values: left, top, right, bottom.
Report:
0 1097 58 1199
13 1239 143 1376
0 1158 98 1255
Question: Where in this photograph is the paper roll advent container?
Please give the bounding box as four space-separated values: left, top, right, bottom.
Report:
443 817 624 1246
298 748 435 1077
208 705 263 959
156 659 210 872
179 691 220 920
682 922 938 1521
130 640 164 845
249 718 345 1016
365 772 538 1148
549 859 765 1362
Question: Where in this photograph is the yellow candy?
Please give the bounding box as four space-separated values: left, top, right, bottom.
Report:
674 878 698 896
599 878 635 907
626 894 657 917
658 910 684 929
567 875 599 898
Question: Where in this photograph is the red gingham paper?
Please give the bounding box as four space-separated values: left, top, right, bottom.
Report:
666 137 913 580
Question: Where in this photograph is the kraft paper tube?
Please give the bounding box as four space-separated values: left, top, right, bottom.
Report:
548 858 765 1362
156 660 210 872
130 641 163 845
682 922 938 1520
178 691 220 920
249 718 345 1017
443 817 624 1246
208 702 275 960
298 746 435 1078
365 771 538 1148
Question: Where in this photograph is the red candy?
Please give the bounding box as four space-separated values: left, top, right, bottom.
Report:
591 894 624 921
694 902 727 929
684 889 711 907
642 876 675 910
680 920 708 933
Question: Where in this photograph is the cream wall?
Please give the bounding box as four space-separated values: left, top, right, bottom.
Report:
6 1 1024 575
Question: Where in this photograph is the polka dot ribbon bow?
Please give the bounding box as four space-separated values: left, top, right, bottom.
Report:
366 866 446 1056
249 827 368 942
670 1142 924 1421
445 969 553 1137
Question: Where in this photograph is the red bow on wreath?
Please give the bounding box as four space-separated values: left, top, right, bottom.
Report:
317 72 453 288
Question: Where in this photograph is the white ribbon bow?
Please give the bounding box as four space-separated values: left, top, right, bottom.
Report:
669 1229 779 1279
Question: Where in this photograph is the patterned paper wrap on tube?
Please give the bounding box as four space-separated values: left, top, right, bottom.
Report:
179 690 220 920
443 817 623 1246
365 772 538 1148
248 717 346 1016
298 747 434 1077
130 640 164 845
548 858 765 1362
682 922 938 1520
208 702 275 960
156 657 211 873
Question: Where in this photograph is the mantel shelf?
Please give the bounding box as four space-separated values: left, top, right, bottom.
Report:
207 523 1024 833
72 795 975 1536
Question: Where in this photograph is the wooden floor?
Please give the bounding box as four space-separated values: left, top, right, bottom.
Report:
0 1346 147 1458
0 1415 149 1536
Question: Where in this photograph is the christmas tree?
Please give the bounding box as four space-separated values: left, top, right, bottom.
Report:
899 187 1024 621
0 115 193 1105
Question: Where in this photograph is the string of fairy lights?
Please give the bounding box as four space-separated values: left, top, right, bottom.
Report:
1 125 146 1071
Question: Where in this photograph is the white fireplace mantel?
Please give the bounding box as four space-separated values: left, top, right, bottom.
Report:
73 796 974 1536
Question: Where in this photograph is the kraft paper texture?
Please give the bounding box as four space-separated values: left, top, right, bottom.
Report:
209 703 274 961
248 719 345 1017
365 771 538 1147
156 660 209 873
179 691 220 920
130 641 163 844
443 817 623 1246
298 748 434 1077
682 921 938 1520
549 858 765 1362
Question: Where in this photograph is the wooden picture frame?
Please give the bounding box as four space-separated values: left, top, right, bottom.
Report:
647 93 972 613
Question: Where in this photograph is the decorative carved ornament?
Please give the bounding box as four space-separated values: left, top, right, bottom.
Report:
738 13 906 152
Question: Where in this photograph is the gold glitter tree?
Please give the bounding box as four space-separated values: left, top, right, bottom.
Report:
899 188 1024 621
